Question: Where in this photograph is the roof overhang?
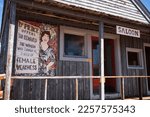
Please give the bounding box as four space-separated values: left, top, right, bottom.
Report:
12 0 150 34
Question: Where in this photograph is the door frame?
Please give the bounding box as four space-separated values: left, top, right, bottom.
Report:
144 43 150 95
88 32 122 99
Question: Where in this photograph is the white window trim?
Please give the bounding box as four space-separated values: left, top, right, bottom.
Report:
126 48 144 69
60 26 89 62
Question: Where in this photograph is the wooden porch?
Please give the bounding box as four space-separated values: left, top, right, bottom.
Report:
0 74 150 100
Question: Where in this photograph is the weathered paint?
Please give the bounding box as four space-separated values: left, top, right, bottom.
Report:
120 35 148 97
12 61 90 100
53 0 149 24
4 2 16 100
0 0 149 100
99 21 105 100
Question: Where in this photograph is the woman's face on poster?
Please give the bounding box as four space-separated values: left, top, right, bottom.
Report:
42 33 49 43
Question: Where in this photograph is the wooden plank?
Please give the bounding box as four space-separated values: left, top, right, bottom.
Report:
10 75 150 79
4 2 16 100
34 80 42 100
65 61 70 99
12 79 24 99
76 62 83 100
22 80 31 100
53 0 148 23
138 78 143 100
62 61 66 100
84 62 90 100
40 79 45 100
69 61 76 100
57 61 63 100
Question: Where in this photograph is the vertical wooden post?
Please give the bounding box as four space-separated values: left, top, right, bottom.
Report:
99 21 105 100
44 79 48 100
138 78 143 100
121 78 125 100
4 1 16 100
75 78 78 100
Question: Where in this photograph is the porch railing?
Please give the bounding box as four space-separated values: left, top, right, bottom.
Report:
0 74 150 100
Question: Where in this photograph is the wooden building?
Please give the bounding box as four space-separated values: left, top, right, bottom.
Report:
0 0 150 100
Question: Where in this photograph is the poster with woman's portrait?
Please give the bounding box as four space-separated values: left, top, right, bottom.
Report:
15 20 58 76
39 24 58 76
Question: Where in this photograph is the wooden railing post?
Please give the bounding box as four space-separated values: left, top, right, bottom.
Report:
44 79 48 100
75 78 78 100
121 78 125 100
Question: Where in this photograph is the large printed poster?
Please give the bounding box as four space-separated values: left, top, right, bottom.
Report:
15 20 58 76
15 21 40 74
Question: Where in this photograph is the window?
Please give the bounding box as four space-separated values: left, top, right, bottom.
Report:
126 48 143 69
64 33 85 56
60 26 88 61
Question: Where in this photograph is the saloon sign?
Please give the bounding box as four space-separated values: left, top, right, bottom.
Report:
116 26 140 38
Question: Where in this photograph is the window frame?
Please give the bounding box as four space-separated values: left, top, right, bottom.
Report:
60 26 88 61
126 48 144 69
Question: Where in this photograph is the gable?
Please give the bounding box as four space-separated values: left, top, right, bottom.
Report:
53 0 149 24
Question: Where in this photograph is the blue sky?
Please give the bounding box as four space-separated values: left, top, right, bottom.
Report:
0 0 149 31
141 0 150 11
0 0 4 31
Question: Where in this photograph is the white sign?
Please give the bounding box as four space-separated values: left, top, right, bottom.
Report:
15 21 40 74
116 26 140 38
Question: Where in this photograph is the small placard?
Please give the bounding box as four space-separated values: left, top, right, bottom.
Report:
116 26 140 38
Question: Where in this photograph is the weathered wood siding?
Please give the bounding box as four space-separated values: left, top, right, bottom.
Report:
12 61 90 100
53 0 148 24
120 35 149 97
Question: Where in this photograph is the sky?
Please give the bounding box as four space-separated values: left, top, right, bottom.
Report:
0 0 149 31
0 0 4 31
141 0 150 11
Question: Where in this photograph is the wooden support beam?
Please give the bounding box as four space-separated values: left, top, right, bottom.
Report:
4 1 16 100
99 21 105 100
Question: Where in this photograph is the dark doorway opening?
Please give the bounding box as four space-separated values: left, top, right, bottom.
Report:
91 37 116 95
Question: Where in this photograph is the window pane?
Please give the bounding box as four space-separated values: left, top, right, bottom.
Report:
64 33 85 56
128 52 139 66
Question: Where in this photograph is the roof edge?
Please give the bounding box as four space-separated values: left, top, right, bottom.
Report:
130 0 150 24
